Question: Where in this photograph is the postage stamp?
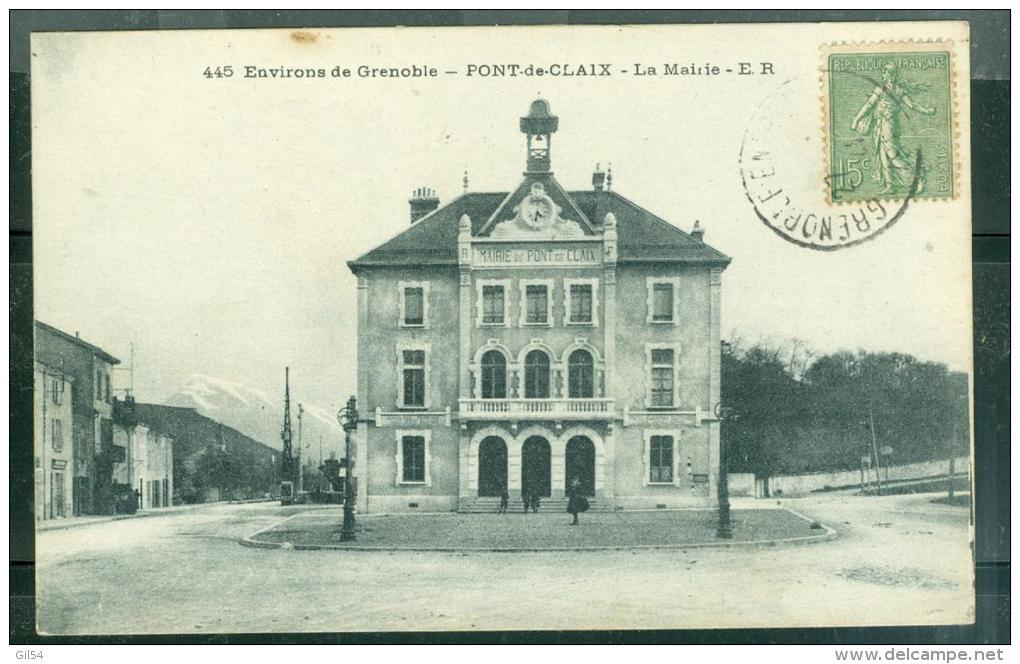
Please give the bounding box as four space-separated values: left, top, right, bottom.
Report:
822 41 957 204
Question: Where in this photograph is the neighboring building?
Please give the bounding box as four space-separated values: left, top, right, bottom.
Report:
127 403 278 503
34 321 121 515
347 99 731 514
112 398 174 510
34 361 75 520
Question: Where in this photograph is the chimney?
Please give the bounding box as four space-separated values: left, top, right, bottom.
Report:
409 187 440 224
592 163 606 191
691 220 705 242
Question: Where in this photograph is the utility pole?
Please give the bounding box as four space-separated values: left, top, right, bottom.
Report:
869 407 883 496
280 368 295 502
713 402 733 539
297 403 304 492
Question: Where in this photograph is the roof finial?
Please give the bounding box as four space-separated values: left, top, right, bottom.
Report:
462 167 469 194
606 162 613 191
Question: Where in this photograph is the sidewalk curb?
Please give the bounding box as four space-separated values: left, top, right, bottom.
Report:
238 508 839 553
37 502 219 532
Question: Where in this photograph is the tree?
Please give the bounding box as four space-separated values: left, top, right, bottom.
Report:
723 337 969 484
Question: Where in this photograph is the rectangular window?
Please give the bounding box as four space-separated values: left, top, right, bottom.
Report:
51 377 63 405
525 285 548 324
570 284 593 324
401 436 426 483
652 283 674 322
402 350 426 407
649 436 674 483
404 286 424 326
650 349 675 408
51 419 63 452
482 285 505 325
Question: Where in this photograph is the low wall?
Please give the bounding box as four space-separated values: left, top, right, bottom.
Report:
761 456 969 497
728 473 756 497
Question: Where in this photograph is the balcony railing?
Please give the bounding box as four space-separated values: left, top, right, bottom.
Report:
458 398 616 420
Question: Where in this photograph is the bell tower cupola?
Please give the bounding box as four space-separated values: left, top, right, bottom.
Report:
520 98 558 173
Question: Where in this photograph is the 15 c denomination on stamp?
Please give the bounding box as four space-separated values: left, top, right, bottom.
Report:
822 41 957 204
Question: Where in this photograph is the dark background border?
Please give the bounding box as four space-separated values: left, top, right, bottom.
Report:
9 9 1010 645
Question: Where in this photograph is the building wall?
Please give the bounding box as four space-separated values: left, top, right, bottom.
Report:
112 423 174 509
35 325 118 515
34 363 74 520
357 265 460 513
353 197 723 514
358 266 460 413
610 263 718 508
467 264 607 388
355 259 721 511
145 429 174 508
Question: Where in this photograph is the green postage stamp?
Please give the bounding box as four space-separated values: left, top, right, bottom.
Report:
823 41 957 204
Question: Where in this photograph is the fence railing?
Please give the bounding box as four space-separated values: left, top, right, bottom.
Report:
459 398 615 420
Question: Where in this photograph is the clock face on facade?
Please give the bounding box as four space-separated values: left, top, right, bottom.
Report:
521 196 554 229
517 183 558 230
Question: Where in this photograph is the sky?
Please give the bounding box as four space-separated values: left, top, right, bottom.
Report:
31 24 973 415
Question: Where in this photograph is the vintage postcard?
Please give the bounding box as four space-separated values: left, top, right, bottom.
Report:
30 21 973 635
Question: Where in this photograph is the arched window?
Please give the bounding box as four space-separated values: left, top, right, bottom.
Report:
568 350 595 398
480 350 507 399
524 350 550 399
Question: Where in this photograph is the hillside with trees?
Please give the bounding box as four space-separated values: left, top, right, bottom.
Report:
720 338 969 480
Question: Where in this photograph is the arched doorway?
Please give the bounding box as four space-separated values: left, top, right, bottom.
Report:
565 436 596 496
478 436 507 497
521 436 551 498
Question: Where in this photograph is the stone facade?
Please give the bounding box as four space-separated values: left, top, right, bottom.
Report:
113 420 174 509
348 100 729 514
34 361 75 520
35 321 121 515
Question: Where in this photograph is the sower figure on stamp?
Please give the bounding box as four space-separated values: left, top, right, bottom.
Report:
850 63 935 195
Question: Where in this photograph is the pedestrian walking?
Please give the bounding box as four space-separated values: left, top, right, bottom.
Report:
498 485 509 514
567 477 589 525
521 484 530 514
530 493 540 513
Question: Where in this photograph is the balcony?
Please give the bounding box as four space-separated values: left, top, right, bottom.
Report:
458 398 616 421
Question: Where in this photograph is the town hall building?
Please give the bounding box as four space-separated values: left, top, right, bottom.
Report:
347 99 731 513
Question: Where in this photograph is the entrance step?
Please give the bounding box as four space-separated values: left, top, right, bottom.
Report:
457 497 614 513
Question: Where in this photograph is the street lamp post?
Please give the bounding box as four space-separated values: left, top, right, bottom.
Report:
714 402 733 539
337 396 359 542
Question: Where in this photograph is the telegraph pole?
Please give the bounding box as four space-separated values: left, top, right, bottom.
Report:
280 368 295 502
297 403 304 492
868 407 883 496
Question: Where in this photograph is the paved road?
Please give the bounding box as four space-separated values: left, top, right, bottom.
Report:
35 493 972 635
